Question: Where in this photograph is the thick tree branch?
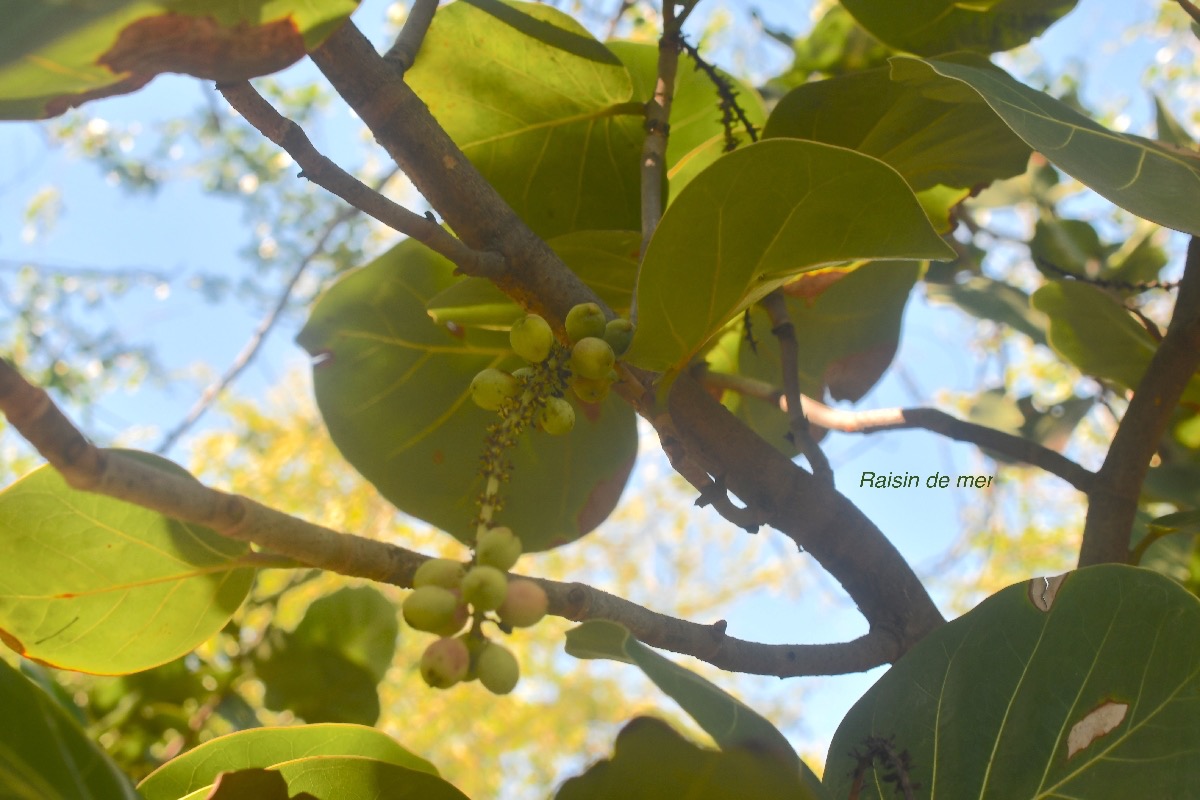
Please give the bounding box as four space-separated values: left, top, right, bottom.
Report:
700 369 1097 494
0 357 894 677
1080 237 1200 566
382 0 438 74
217 80 504 278
306 19 944 653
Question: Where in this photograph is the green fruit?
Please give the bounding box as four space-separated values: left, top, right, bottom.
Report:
570 337 615 380
470 368 520 411
403 586 467 635
569 374 610 404
477 642 520 695
461 565 509 611
413 558 465 590
476 526 523 571
420 637 470 689
509 314 555 363
511 366 534 383
565 302 606 343
603 318 634 356
456 632 488 682
497 579 548 628
538 396 575 435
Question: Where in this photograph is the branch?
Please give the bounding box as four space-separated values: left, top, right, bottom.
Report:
217 81 504 278
156 172 396 454
308 20 945 653
700 369 1097 494
382 0 438 74
760 291 833 484
630 3 683 323
1079 236 1200 566
0 357 895 678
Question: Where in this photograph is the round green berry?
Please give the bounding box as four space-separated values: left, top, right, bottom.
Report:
413 558 466 590
497 579 549 628
476 526 523 571
403 586 467 636
477 642 520 695
461 565 509 611
420 637 470 689
538 396 575 435
569 374 610 404
565 302 606 343
509 314 555 363
470 368 520 411
603 318 634 356
570 337 615 381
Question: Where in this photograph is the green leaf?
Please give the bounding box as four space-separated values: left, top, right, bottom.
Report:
825 565 1200 798
1151 509 1200 535
564 620 825 796
0 658 140 800
0 452 254 675
624 139 954 373
0 0 356 120
925 275 1047 345
1154 94 1197 150
426 230 639 330
841 0 1077 55
1030 216 1110 275
139 723 439 800
273 756 467 800
297 239 637 551
1031 280 1200 403
763 65 1031 194
891 57 1200 235
555 717 821 800
406 0 643 238
773 4 893 85
609 41 767 198
254 587 398 725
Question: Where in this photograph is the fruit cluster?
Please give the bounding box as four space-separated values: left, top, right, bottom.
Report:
404 526 549 694
415 303 630 694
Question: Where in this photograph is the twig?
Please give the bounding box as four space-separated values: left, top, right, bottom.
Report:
383 0 439 74
678 37 759 151
632 1 684 323
1079 236 1200 566
217 81 504 278
700 368 1097 494
761 292 834 484
0 356 899 678
156 170 401 453
604 0 635 39
1177 0 1200 27
1035 257 1182 293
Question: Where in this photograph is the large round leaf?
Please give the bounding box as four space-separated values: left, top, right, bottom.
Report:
138 723 438 799
825 565 1200 798
0 452 255 675
297 239 637 551
891 57 1200 236
623 139 954 374
0 658 139 799
841 0 1077 55
406 0 643 238
0 0 356 120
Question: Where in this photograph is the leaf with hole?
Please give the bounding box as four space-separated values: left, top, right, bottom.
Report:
825 565 1200 798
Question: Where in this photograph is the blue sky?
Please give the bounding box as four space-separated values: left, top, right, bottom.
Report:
0 0 1193 776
